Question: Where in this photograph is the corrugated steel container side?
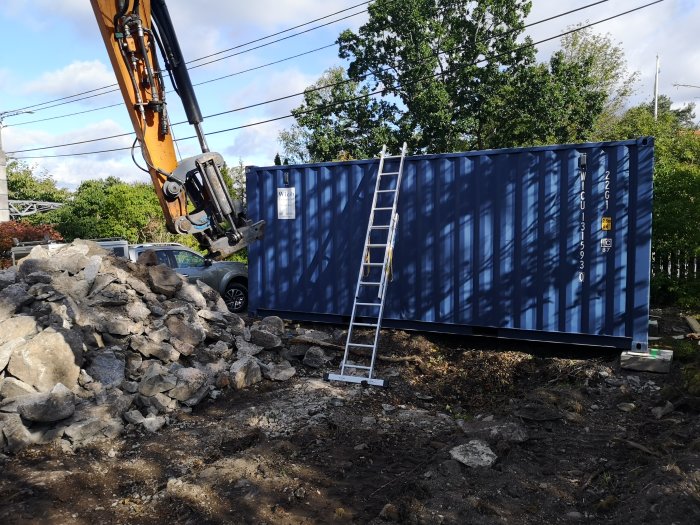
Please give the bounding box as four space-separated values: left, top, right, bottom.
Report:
247 138 654 350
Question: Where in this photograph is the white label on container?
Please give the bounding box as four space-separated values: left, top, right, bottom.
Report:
277 187 295 219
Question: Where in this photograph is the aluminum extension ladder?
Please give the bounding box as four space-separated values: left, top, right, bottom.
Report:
326 143 408 387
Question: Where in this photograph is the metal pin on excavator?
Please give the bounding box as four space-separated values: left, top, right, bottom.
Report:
90 0 264 259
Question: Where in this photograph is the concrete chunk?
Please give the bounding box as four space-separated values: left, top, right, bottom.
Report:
17 383 75 423
620 349 673 373
2 414 34 453
450 440 497 468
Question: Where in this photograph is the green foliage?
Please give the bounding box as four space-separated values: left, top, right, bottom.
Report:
280 2 628 159
560 25 638 138
7 161 69 203
338 0 535 153
220 159 247 210
606 95 700 308
672 338 699 364
493 52 606 147
281 67 398 162
606 96 700 255
32 177 167 243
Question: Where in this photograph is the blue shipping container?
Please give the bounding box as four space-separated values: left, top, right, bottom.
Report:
247 138 654 350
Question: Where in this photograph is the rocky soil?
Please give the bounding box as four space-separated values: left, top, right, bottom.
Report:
1 242 699 524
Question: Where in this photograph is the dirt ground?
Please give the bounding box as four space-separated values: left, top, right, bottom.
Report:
1 313 700 524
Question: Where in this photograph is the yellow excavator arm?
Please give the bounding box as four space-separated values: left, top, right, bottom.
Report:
90 0 264 258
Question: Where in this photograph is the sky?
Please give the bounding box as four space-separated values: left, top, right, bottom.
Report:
0 0 697 191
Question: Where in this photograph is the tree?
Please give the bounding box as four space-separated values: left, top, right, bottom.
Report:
7 161 69 203
608 95 700 307
274 153 282 166
489 52 606 147
34 177 167 243
0 221 62 267
280 67 398 162
278 125 312 165
220 160 247 209
338 0 535 152
559 25 639 138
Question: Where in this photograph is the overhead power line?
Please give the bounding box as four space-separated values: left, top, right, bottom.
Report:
12 0 663 159
8 0 611 153
5 3 369 115
5 0 612 132
11 43 338 128
189 1 370 64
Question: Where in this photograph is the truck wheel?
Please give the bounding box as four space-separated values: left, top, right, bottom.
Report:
224 282 248 313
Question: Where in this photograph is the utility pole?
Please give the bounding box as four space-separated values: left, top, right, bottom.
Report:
0 109 34 222
654 55 660 121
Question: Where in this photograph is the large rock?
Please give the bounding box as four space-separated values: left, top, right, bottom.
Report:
303 347 331 368
450 440 497 468
50 244 90 274
82 255 103 289
260 316 285 336
168 367 207 401
63 417 112 443
261 360 296 381
230 357 262 390
86 349 125 388
147 265 182 297
0 316 39 347
0 377 37 399
203 341 232 361
2 414 34 453
141 414 166 433
165 316 206 346
235 336 263 358
1 339 26 374
7 329 81 392
250 327 282 349
130 335 180 363
105 315 144 336
51 274 90 301
126 299 151 322
195 281 229 313
17 383 75 423
0 267 18 291
139 363 177 397
176 282 207 309
17 255 55 277
0 283 33 322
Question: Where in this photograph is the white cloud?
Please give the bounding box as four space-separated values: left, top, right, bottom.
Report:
23 60 116 99
527 0 700 111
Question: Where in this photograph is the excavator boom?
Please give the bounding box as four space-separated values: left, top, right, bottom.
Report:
90 0 264 259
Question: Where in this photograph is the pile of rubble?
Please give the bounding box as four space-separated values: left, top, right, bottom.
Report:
0 241 332 455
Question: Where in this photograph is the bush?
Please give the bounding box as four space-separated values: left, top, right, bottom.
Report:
0 221 63 268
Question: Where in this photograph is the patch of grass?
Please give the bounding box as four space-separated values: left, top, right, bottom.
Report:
672 339 700 364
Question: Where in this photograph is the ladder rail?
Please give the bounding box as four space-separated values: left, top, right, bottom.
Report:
339 144 388 376
335 142 407 383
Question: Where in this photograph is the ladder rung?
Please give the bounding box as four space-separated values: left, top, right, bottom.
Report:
347 343 374 348
360 281 381 286
374 207 393 211
367 243 388 247
355 302 381 307
376 189 397 193
353 322 378 327
370 225 390 229
380 171 399 175
362 262 384 266
343 364 372 370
